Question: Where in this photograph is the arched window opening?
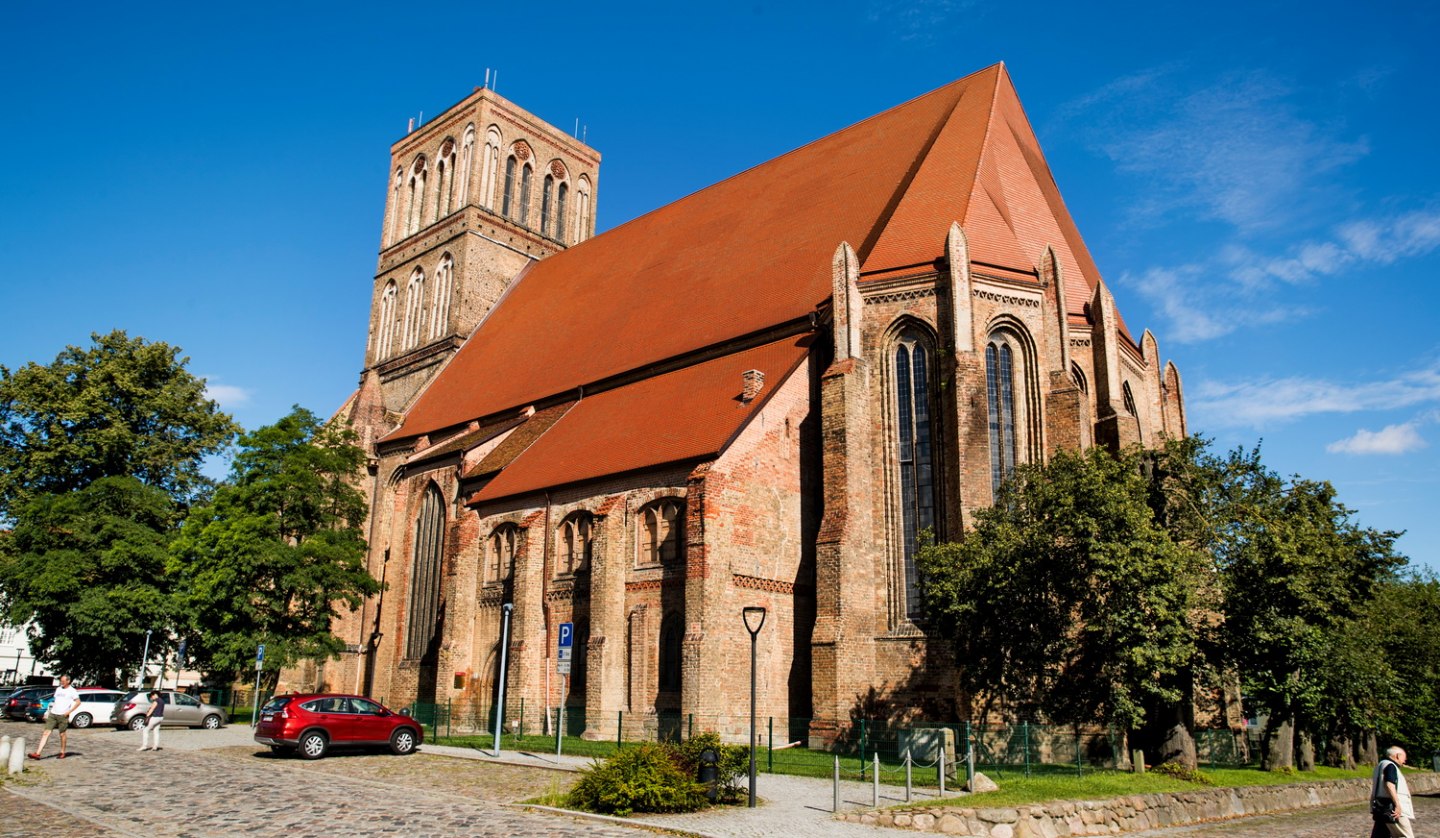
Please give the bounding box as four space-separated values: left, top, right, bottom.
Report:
406 157 428 236
375 281 398 360
387 168 403 245
540 174 554 235
658 613 683 694
480 127 501 209
893 329 936 620
405 485 446 659
488 524 519 583
558 512 593 576
555 182 568 242
402 268 426 351
435 138 456 219
429 254 453 341
458 125 476 207
1071 362 1088 394
501 156 517 218
576 177 593 242
519 164 533 226
638 499 683 566
1122 381 1138 416
986 342 1017 500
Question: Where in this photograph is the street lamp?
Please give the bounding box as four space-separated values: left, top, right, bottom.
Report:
742 606 767 808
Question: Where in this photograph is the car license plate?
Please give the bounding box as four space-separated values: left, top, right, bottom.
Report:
261 713 274 722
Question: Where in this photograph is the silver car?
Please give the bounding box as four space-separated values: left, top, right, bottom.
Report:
111 690 228 730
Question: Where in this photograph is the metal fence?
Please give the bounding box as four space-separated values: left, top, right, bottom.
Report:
409 701 1260 780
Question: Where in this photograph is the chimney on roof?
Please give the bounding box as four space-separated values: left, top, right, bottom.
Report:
741 370 766 403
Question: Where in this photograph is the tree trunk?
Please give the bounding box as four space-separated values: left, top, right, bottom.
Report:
1262 715 1295 771
1297 728 1315 771
1359 730 1379 765
1155 705 1198 769
1326 733 1354 769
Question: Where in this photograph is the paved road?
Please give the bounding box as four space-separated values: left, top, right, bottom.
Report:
1129 792 1439 837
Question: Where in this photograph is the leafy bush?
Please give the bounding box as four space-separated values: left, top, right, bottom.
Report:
567 743 708 816
672 731 749 803
1152 761 1215 785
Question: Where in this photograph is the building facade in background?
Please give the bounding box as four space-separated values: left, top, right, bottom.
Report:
292 65 1185 741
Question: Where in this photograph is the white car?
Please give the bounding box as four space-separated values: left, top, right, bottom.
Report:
54 688 126 728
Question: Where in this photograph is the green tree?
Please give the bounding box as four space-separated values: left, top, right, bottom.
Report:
0 476 176 683
1210 447 1404 770
917 446 1206 739
0 330 237 518
170 407 379 690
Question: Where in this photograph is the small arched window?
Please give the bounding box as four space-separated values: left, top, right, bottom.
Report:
458 124 476 207
555 182 569 241
638 499 683 566
429 254 453 340
402 268 426 351
405 485 446 659
558 512 593 576
540 174 554 234
488 524 519 584
435 138 457 219
375 281 398 360
501 156 517 218
519 164 533 226
406 156 428 235
387 168 403 245
893 328 936 620
576 176 593 242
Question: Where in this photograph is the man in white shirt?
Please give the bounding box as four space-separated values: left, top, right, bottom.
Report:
1372 745 1416 838
29 675 80 760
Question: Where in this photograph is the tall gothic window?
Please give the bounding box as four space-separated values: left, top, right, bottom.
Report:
501 156 517 218
1122 381 1138 415
402 268 425 350
375 281 397 360
893 329 935 620
658 612 683 693
558 512 593 576
555 182 568 241
576 176 592 242
458 124 476 207
435 138 456 219
480 127 501 209
638 499 683 566
540 174 554 234
986 342 1016 500
428 254 453 340
488 524 519 584
519 164 533 226
406 156 428 235
405 485 446 659
387 168 403 245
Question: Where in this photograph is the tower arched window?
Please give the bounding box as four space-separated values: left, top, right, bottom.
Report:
458 124 476 207
985 327 1037 501
1122 381 1138 416
480 127 501 209
555 182 568 241
892 327 937 620
406 156 428 236
404 485 446 659
519 164 533 226
540 174 554 235
435 138 456 219
576 176 593 242
387 168 403 245
501 156 517 218
638 499 683 566
557 512 593 576
403 268 426 351
429 254 453 341
488 524 519 584
375 281 398 360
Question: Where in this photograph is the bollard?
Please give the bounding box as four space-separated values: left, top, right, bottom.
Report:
1132 748 1145 773
833 753 841 813
904 748 912 802
938 742 946 796
8 737 25 775
872 752 879 807
0 735 10 768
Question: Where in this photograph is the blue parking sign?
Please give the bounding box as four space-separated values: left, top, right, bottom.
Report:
558 622 573 649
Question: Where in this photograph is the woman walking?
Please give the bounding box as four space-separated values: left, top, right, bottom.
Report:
139 690 166 751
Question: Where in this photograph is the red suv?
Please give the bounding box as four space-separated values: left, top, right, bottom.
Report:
253 693 422 760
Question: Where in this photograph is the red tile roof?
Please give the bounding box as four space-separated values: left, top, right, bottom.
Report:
394 63 1131 455
468 336 810 504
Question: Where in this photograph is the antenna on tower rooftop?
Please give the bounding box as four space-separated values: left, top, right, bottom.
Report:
574 118 579 138
484 68 491 89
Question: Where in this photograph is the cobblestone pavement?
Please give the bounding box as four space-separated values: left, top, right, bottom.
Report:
1128 792 1438 837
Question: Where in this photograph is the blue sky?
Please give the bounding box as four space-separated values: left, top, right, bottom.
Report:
3 1 1437 567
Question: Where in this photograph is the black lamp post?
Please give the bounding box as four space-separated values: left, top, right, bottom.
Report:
742 605 767 808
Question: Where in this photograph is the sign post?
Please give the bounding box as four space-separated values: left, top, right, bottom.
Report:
251 644 265 728
556 622 573 755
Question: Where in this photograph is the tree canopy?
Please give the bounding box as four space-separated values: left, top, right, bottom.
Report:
170 407 379 688
0 330 237 518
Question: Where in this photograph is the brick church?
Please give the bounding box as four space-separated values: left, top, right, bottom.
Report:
305 63 1186 741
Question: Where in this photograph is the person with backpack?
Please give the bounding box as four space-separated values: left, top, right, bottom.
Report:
1371 746 1415 838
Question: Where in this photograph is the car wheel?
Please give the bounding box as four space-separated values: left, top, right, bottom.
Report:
71 712 92 729
389 727 418 756
202 714 222 730
128 715 148 732
298 730 328 760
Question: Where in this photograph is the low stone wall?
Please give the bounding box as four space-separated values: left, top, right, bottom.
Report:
838 773 1440 837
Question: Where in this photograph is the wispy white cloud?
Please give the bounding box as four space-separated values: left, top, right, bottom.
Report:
1120 207 1440 343
1191 361 1440 428
1327 423 1428 455
204 381 253 407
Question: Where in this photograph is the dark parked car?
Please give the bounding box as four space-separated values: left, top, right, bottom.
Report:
253 694 421 760
3 685 54 721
